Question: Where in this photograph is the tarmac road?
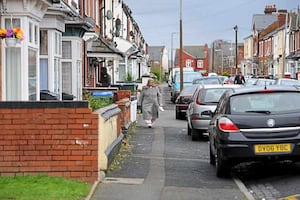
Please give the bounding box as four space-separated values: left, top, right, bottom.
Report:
89 84 251 200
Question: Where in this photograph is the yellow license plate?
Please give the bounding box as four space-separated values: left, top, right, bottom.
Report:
254 143 291 154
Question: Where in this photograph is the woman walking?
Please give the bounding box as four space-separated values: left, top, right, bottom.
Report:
138 79 163 128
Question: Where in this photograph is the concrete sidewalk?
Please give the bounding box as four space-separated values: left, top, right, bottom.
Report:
87 101 250 200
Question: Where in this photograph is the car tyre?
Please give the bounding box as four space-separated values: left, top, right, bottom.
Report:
216 149 231 178
175 110 180 119
191 129 199 141
209 146 215 165
187 123 191 136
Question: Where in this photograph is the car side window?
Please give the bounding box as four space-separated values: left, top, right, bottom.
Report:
215 93 226 114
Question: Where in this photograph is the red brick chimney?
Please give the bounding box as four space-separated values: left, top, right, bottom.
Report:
264 4 277 14
277 9 288 27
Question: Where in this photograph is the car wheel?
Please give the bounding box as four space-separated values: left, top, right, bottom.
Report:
187 122 191 136
215 149 231 178
175 110 180 119
191 129 199 141
209 146 215 165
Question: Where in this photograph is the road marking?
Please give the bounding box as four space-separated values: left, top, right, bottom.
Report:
278 194 300 200
232 175 256 200
132 153 208 162
102 177 144 185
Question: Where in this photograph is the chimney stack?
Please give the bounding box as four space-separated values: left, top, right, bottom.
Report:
264 4 277 14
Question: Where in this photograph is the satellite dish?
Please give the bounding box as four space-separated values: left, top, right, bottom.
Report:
106 10 113 20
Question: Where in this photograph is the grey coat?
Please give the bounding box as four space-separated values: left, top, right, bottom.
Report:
138 86 162 120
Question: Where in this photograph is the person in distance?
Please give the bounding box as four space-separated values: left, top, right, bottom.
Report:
138 79 163 128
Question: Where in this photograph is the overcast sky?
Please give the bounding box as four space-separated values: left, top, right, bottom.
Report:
124 0 298 49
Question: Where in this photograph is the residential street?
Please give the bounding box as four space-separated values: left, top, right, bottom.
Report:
90 84 247 200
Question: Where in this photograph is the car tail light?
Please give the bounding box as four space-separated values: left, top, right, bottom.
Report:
192 116 200 120
218 117 239 132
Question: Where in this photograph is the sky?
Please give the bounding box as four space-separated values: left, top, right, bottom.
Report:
124 0 298 50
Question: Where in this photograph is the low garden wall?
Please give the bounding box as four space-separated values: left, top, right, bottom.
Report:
94 104 122 171
0 92 136 183
0 101 99 183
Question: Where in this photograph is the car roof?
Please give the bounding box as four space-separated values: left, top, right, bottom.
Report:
226 85 300 96
197 84 242 89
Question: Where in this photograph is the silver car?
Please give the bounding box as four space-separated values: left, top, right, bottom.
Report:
186 84 242 141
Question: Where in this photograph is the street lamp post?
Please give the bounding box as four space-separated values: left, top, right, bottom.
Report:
215 49 223 74
281 12 288 77
179 0 183 92
234 25 238 74
171 32 178 71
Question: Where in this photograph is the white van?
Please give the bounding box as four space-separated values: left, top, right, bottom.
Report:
168 67 194 87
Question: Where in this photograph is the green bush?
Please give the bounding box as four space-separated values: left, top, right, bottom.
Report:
82 91 113 111
89 96 112 111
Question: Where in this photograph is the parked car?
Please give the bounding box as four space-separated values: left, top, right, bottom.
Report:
186 84 241 141
192 76 222 85
223 75 235 84
245 78 275 86
273 78 300 86
207 85 300 177
175 85 198 119
171 71 202 103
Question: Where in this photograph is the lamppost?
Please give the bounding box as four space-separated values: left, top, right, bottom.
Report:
215 49 223 74
171 32 178 71
234 25 238 74
280 11 288 77
179 0 183 92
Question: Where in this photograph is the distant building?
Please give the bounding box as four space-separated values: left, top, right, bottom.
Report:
174 44 210 75
148 46 169 75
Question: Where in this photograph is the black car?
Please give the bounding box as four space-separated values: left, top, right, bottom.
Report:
207 85 300 177
192 76 222 85
175 85 198 119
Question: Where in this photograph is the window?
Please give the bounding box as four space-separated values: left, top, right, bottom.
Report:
40 59 48 90
5 18 20 29
62 41 72 59
55 32 62 55
197 60 203 68
28 49 37 100
186 59 191 67
76 61 82 100
40 30 48 55
62 62 72 94
54 58 61 98
28 22 38 44
62 41 72 95
29 22 33 43
4 18 21 100
6 48 21 100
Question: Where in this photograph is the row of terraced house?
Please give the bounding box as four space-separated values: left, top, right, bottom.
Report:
242 5 300 79
0 0 149 101
0 0 150 183
168 5 300 80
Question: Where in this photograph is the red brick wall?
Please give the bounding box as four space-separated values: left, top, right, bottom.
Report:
0 101 98 183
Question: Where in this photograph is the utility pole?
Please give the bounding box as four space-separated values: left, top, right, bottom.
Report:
282 12 288 77
215 49 224 74
171 32 178 71
179 0 183 92
234 25 238 74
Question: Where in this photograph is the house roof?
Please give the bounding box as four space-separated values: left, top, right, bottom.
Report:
86 36 124 58
184 46 206 58
174 45 208 65
252 14 279 32
148 46 165 61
